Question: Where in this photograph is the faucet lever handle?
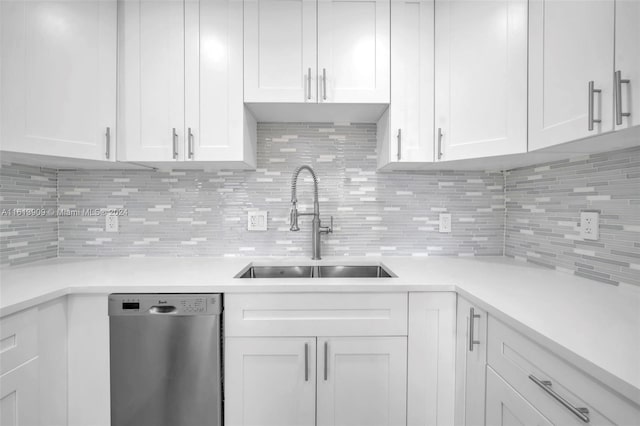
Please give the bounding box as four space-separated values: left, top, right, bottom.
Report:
321 216 333 234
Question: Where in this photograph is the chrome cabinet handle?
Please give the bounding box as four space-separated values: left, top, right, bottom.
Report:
468 307 481 351
397 129 402 161
588 81 602 131
172 128 179 159
529 375 590 423
304 342 309 381
105 127 111 159
188 128 194 159
437 127 443 160
322 68 327 101
615 70 631 125
323 341 328 381
307 68 312 100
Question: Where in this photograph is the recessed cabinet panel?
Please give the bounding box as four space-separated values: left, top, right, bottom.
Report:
0 358 39 426
244 0 317 102
118 0 185 161
614 0 640 130
529 0 615 150
0 0 116 161
225 337 317 426
435 0 527 161
317 0 390 103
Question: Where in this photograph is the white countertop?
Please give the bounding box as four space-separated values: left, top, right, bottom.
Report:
1 255 639 402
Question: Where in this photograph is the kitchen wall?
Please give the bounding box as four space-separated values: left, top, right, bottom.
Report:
56 123 505 258
0 162 58 266
505 146 640 287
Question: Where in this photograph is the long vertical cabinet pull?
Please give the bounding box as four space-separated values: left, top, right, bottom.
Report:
437 128 443 160
304 343 309 381
188 128 194 159
323 341 328 380
397 129 402 161
307 68 312 100
322 68 327 100
615 70 631 125
105 127 111 159
588 81 602 131
172 128 179 159
468 307 481 351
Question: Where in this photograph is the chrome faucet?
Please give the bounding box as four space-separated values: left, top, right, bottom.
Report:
289 165 333 260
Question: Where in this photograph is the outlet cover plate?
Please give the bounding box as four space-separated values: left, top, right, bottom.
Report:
106 214 119 233
580 211 599 240
439 213 452 233
248 211 268 231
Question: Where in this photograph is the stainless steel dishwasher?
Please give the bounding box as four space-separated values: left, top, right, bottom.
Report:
109 293 222 426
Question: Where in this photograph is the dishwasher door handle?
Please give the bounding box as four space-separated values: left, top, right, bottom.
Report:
149 306 177 314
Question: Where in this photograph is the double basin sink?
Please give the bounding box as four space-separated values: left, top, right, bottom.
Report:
237 264 395 279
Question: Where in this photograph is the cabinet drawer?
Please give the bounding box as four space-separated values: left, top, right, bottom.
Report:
225 293 408 337
0 308 38 375
488 316 640 425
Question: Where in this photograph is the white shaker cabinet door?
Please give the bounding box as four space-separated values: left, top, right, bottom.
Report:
118 0 185 161
486 367 554 426
317 0 390 103
529 0 615 150
0 0 116 161
224 337 317 426
317 336 407 426
0 358 39 426
614 0 640 130
185 0 256 165
388 0 435 164
244 0 317 103
434 0 527 161
454 297 488 426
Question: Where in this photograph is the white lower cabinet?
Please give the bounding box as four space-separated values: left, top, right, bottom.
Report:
225 337 316 426
0 358 39 426
454 297 487 426
485 367 552 426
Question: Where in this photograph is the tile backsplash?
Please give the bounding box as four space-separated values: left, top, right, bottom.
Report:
1 123 638 287
0 162 58 266
56 123 505 258
505 146 640 286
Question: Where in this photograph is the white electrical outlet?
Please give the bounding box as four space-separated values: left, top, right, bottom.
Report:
106 214 119 233
248 211 268 231
439 213 452 233
580 211 599 240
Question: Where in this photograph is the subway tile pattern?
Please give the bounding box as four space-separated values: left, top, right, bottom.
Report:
57 123 505 258
505 146 640 286
0 162 58 266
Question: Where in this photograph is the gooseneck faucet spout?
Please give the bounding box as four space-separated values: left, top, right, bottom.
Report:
290 165 333 260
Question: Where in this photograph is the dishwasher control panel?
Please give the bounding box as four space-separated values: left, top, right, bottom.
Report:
108 294 222 316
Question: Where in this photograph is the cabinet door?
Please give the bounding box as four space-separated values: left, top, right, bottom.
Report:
407 293 456 426
0 358 39 426
614 0 640 129
435 0 527 161
225 337 316 426
317 336 407 426
185 0 256 164
388 0 434 163
0 0 116 161
244 0 317 103
529 0 615 150
485 367 553 426
317 0 390 103
118 0 185 161
454 297 487 426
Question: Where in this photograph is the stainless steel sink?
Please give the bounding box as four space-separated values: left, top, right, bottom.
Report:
236 264 394 278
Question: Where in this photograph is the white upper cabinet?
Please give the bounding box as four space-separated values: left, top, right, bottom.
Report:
244 0 390 104
529 0 615 150
614 0 640 130
378 0 434 168
434 0 527 161
317 0 390 103
118 0 185 161
244 0 317 103
0 0 116 161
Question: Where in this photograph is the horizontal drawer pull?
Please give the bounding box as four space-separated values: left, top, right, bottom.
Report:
529 374 590 423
